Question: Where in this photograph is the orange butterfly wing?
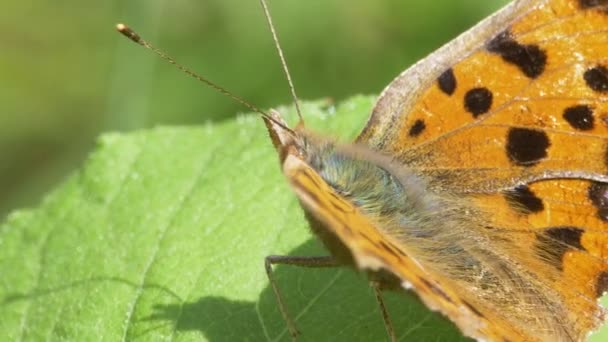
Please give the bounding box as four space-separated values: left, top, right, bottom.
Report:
355 0 608 340
360 0 608 191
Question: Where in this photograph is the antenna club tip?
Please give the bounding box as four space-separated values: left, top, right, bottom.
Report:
115 23 141 43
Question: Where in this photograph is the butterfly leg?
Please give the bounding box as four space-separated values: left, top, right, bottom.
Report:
371 282 396 342
264 255 340 340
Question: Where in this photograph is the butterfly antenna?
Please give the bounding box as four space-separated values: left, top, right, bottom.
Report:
115 23 294 133
259 0 304 125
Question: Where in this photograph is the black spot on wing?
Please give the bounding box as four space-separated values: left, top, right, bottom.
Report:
464 87 493 117
584 65 608 93
597 271 608 298
504 185 544 214
506 128 550 166
545 227 584 249
563 105 595 131
588 182 608 221
535 227 585 271
579 0 608 9
437 68 457 95
408 119 426 137
486 30 547 79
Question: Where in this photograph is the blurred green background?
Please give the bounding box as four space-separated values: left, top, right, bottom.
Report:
1 0 508 218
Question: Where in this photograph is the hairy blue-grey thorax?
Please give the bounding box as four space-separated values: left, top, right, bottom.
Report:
300 137 443 239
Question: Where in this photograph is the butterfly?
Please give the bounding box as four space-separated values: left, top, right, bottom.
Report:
260 0 608 341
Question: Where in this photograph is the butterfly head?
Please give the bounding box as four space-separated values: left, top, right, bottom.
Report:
262 109 427 222
263 109 367 196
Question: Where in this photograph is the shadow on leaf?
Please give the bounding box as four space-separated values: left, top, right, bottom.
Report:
148 239 469 341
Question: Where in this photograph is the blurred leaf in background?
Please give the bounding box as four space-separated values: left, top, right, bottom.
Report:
0 0 508 217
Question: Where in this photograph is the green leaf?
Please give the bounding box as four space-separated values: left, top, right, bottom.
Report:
1 96 606 341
